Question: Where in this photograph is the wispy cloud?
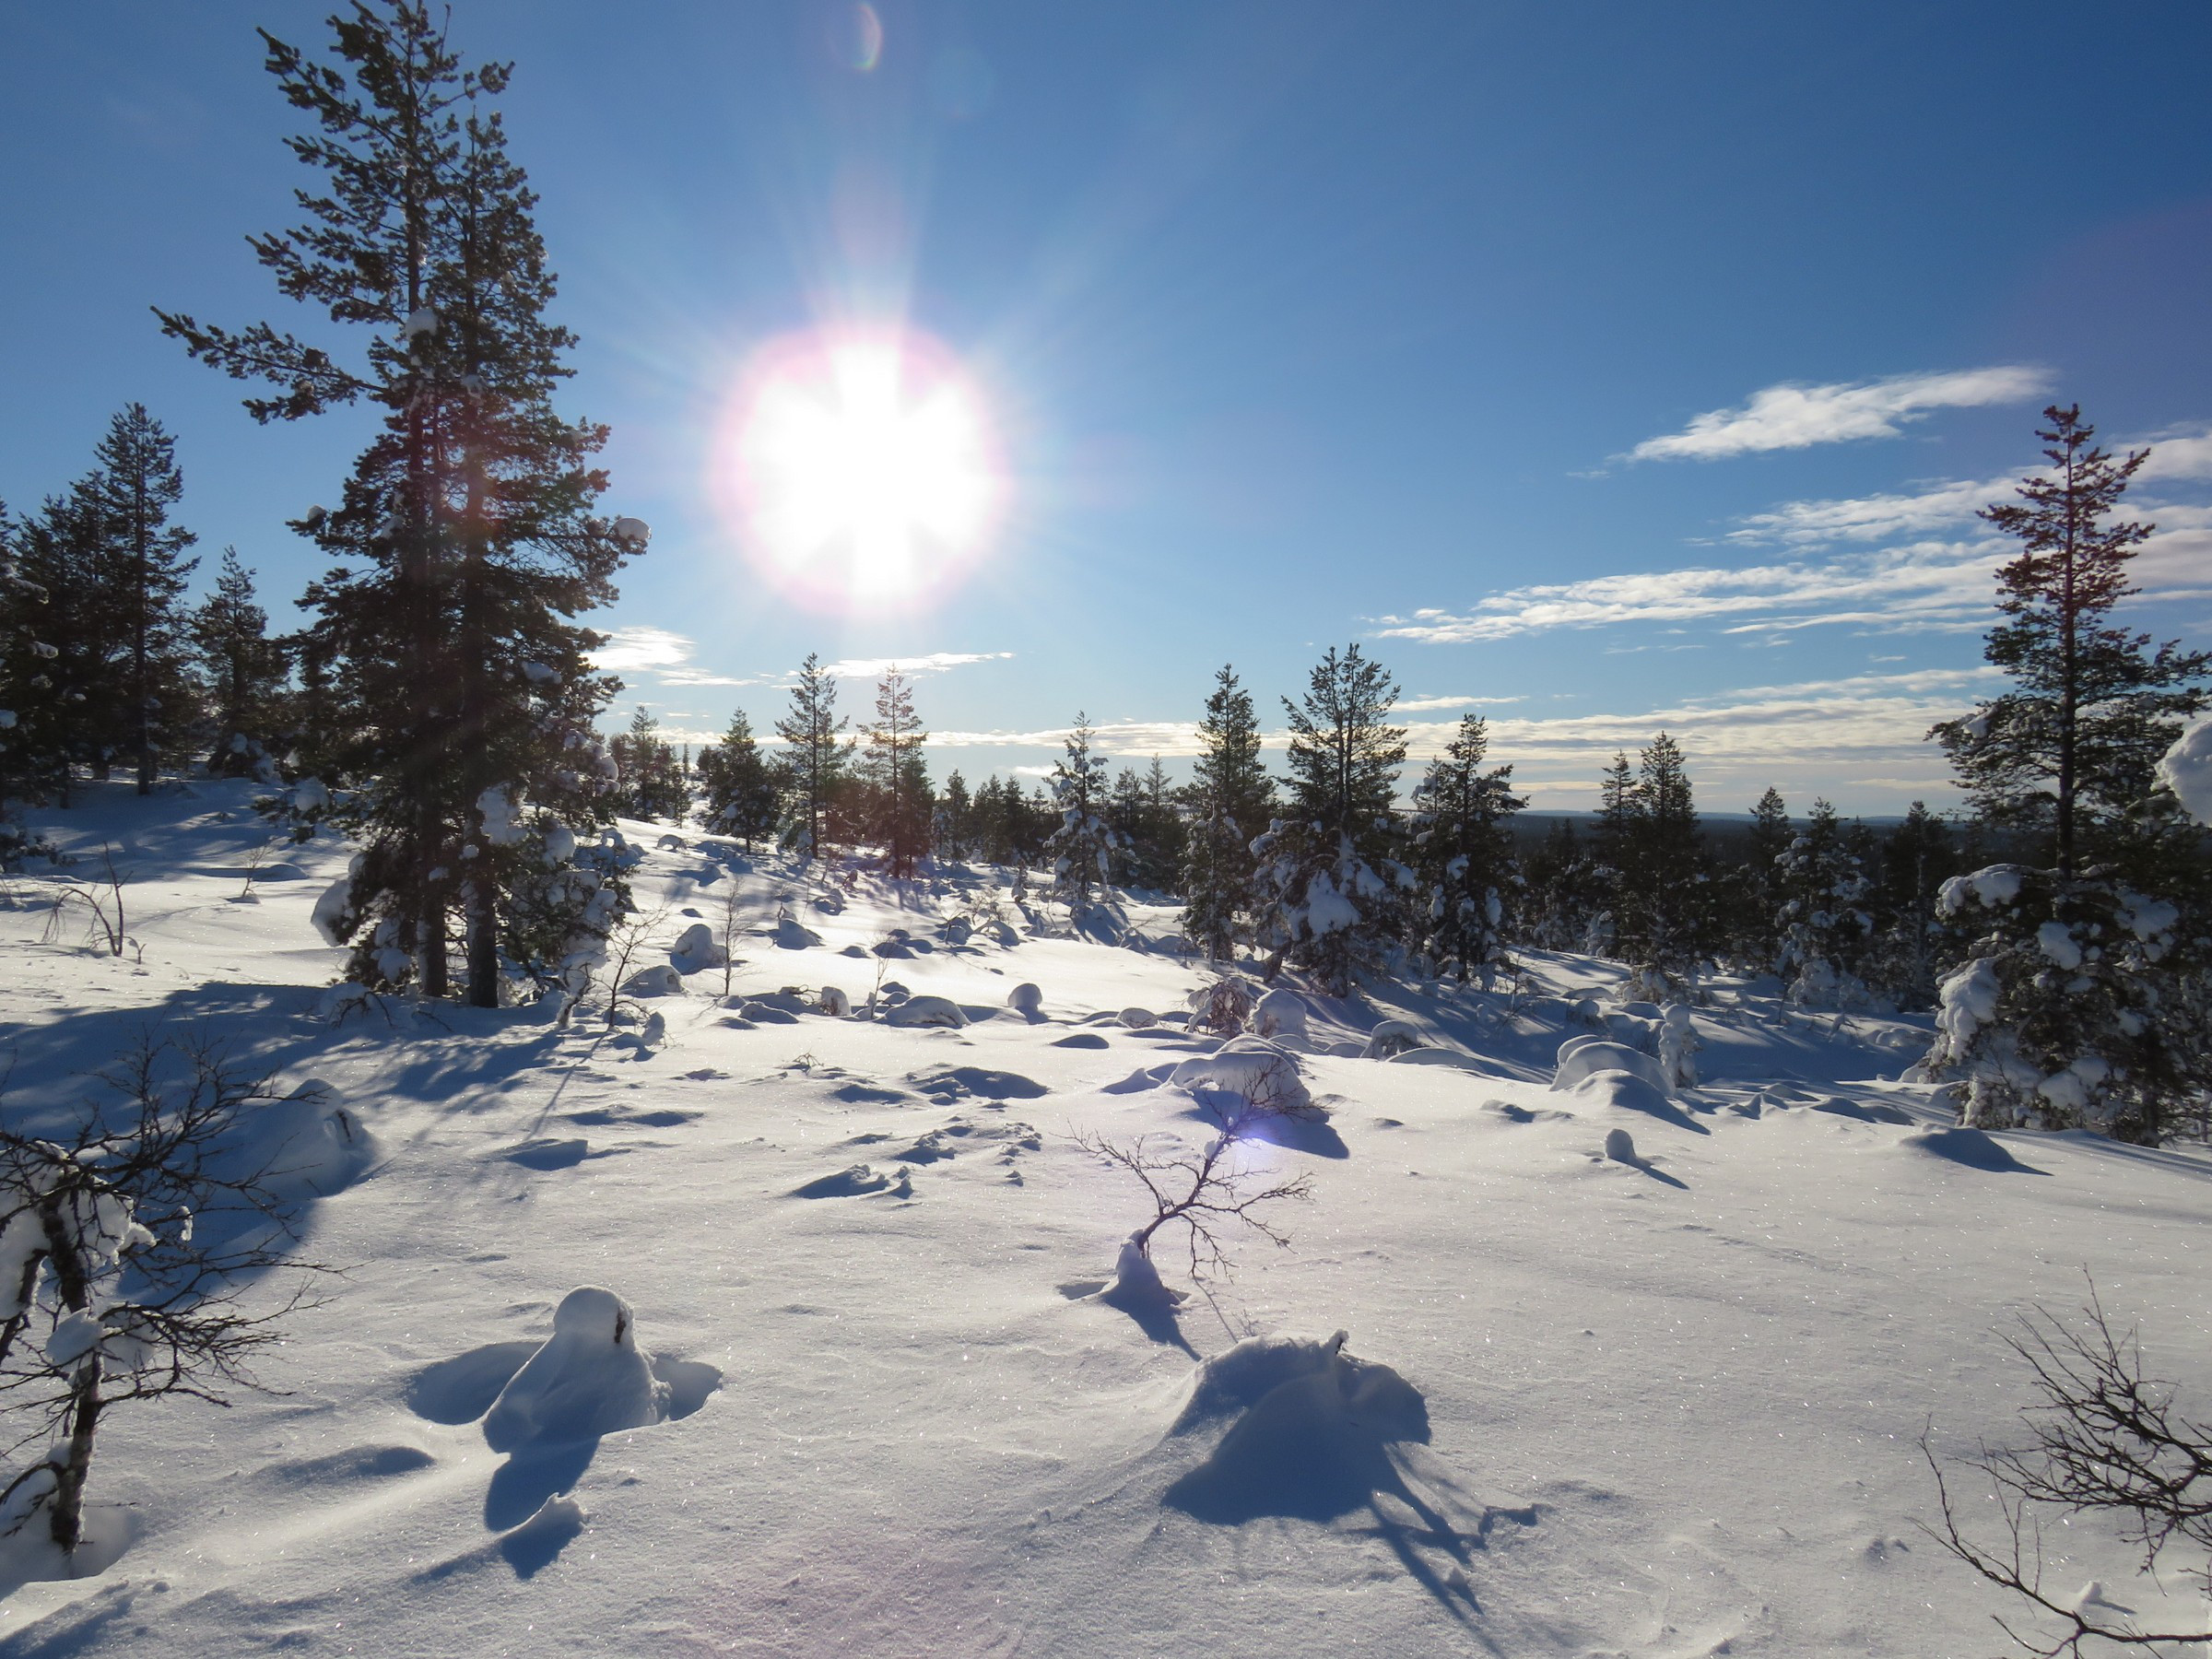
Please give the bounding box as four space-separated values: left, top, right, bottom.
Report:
1394 693 1524 712
591 626 698 675
819 652 1015 680
1374 540 2005 643
1454 666 2005 798
592 630 1014 689
1622 366 2049 463
934 720 1205 755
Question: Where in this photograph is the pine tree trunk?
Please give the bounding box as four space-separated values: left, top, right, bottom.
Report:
134 469 154 795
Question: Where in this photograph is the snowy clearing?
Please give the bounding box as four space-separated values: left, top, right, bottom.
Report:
1 780 2208 1656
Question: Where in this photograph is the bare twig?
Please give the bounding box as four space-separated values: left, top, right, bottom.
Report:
1921 1277 2212 1655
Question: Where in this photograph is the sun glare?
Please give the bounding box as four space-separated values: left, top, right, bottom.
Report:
715 327 1005 613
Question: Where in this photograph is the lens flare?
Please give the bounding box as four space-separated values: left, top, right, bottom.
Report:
713 326 1007 613
841 4 883 73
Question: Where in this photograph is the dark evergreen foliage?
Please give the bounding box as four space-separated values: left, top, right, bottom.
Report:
1409 713 1524 983
696 708 780 849
162 0 641 1006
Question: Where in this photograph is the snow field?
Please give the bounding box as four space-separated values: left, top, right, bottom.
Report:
0 782 2208 1655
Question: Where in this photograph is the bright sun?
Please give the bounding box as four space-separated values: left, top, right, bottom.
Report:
716 327 1005 611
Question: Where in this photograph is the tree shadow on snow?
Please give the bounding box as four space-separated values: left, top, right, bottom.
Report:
404 1339 722 1573
1061 1279 1198 1359
1163 1353 1526 1629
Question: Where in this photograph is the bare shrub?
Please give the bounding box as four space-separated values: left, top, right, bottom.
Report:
1923 1279 2212 1655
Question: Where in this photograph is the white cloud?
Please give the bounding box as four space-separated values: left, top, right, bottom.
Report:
1394 693 1524 712
934 720 1205 755
1450 666 2004 800
1729 475 2010 546
1623 367 2049 463
591 631 1013 689
818 652 1015 680
2136 423 2212 483
590 626 696 674
1374 540 2006 643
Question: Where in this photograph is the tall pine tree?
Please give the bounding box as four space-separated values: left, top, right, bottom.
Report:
86 406 200 793
774 653 850 859
162 1 642 1004
1409 713 1524 984
1256 644 1408 994
192 548 291 775
858 669 931 877
696 708 779 848
1181 665 1273 960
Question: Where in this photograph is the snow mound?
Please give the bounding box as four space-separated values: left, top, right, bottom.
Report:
770 916 824 950
481 1287 670 1453
1186 976 1254 1034
1360 1019 1425 1060
1249 988 1308 1041
1552 1040 1671 1094
1169 1037 1312 1116
263 1092 378 1200
792 1165 903 1198
1385 1047 1511 1077
623 963 682 997
667 923 724 974
1162 1331 1433 1524
1569 1068 1680 1120
884 995 966 1029
1900 1126 2045 1174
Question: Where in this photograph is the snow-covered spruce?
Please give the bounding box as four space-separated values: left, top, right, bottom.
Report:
1923 864 2202 1141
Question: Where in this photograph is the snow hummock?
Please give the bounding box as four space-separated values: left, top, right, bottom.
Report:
667 923 724 974
481 1287 669 1453
1170 1036 1312 1116
1551 1039 1671 1095
1249 987 1308 1041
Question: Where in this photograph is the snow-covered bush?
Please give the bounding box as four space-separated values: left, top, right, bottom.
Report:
0 1039 334 1553
1775 800 1877 1008
1923 864 2204 1142
1251 821 1410 997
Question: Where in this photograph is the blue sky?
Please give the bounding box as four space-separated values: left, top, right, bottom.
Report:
5 2 2210 813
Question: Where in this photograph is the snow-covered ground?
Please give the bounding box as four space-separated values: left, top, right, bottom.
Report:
2 780 2208 1656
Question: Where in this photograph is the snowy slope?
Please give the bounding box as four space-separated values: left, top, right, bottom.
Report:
1 781 2208 1657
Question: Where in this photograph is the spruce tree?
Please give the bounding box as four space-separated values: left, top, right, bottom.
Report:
1255 644 1408 994
192 548 291 775
162 1 642 1005
86 406 200 793
858 669 931 878
1735 786 1792 970
611 707 687 821
1932 405 2210 874
1867 801 1957 1008
1045 713 1120 913
1923 407 2212 1141
695 708 779 849
935 770 973 860
1409 713 1524 985
1522 818 1603 951
1774 797 1874 1006
1181 665 1273 960
774 653 850 859
1614 734 1705 983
